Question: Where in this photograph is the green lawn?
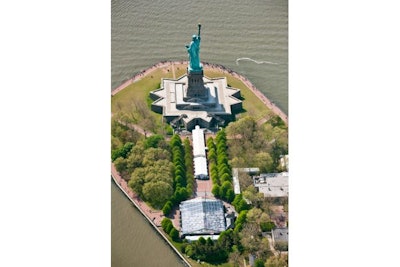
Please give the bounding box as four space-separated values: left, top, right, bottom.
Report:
204 69 272 121
111 62 273 134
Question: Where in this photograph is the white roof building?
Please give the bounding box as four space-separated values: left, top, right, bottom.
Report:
192 125 208 179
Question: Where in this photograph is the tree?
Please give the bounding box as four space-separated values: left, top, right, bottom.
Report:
111 136 122 151
225 189 235 202
240 222 261 253
218 229 237 251
162 201 173 215
275 241 288 252
111 142 134 161
220 181 233 200
142 181 173 209
185 245 195 258
144 134 164 149
238 171 253 190
111 116 141 144
253 152 274 173
232 194 250 213
169 134 182 148
169 227 180 241
206 237 214 246
142 148 171 166
129 168 146 197
173 186 188 203
212 184 220 197
114 157 127 174
255 259 265 267
126 144 145 170
265 254 288 267
161 218 173 234
228 250 241 267
198 237 206 245
220 173 232 183
243 186 265 208
246 208 263 223
161 217 171 227
257 237 272 260
235 210 248 232
260 220 275 232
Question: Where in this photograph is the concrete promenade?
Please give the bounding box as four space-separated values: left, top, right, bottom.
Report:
111 60 288 125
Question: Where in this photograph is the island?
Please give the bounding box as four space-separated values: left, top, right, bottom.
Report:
111 25 288 267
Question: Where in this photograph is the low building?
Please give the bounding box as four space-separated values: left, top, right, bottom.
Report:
272 228 288 251
179 198 227 239
192 125 208 179
232 167 260 194
150 74 242 131
253 172 288 197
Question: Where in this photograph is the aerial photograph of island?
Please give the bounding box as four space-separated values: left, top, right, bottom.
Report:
111 1 288 266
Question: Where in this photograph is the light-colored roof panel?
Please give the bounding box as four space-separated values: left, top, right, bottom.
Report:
254 172 289 197
180 198 226 236
194 157 208 177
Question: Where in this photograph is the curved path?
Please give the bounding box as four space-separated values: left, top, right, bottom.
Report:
111 60 288 125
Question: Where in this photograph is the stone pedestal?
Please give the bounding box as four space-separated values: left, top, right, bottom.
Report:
184 69 208 100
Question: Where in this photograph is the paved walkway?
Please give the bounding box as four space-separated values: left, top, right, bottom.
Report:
195 179 213 198
171 62 176 79
117 119 154 137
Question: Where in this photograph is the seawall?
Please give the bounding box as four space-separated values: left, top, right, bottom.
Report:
111 164 191 267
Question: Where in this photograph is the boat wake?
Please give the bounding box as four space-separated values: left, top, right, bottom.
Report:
236 57 278 65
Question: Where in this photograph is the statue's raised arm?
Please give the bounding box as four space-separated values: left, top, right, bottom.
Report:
186 24 203 72
197 23 201 38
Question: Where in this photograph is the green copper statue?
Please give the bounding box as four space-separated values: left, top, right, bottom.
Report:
186 24 203 72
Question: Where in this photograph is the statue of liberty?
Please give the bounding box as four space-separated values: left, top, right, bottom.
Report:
186 24 203 72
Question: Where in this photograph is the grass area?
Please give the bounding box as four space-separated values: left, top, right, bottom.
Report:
111 63 187 134
112 63 187 111
204 69 272 121
111 62 273 135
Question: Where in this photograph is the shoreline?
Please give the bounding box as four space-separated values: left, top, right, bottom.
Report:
111 61 288 266
111 164 191 267
111 60 288 125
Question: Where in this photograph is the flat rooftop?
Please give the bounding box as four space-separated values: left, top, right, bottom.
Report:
180 198 226 236
151 75 241 123
272 228 288 243
254 172 288 197
192 125 208 178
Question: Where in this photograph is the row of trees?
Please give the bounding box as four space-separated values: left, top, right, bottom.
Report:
161 218 179 241
208 130 235 202
183 138 195 198
161 135 196 215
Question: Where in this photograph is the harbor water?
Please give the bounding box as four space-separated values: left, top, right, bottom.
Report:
111 0 287 266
